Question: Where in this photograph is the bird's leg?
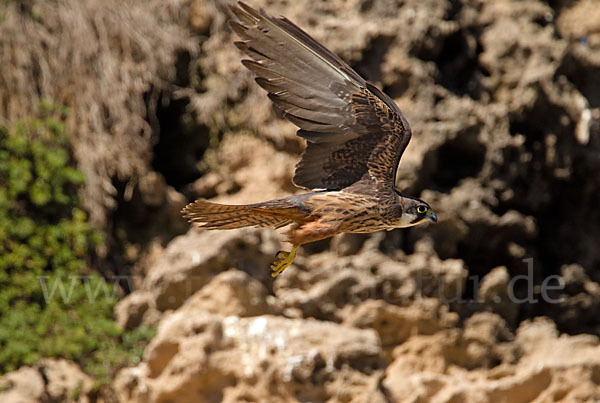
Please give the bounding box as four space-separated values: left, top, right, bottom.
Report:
270 246 298 278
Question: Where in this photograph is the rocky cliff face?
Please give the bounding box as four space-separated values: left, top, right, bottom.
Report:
1 0 600 402
110 1 600 401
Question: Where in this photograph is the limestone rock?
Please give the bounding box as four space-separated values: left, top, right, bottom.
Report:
342 298 458 348
383 317 600 402
115 291 154 329
273 248 468 322
38 359 93 403
143 228 279 312
0 359 92 403
478 266 519 326
114 312 386 403
189 135 299 205
0 367 45 403
180 270 281 317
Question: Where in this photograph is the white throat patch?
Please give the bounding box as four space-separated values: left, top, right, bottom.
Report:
397 212 420 228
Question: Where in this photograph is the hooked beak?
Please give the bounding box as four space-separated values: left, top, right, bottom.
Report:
427 210 437 223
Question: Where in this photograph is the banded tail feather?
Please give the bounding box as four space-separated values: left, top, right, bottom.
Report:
182 199 305 230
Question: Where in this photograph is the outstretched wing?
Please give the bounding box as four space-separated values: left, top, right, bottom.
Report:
230 2 412 191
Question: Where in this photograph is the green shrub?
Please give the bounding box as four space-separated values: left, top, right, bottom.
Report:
0 104 154 384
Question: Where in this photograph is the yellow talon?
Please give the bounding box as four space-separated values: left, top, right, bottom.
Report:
270 246 298 278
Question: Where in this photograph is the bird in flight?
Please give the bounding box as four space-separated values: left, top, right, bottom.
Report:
183 2 437 277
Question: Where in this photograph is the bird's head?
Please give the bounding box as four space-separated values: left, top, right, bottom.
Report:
396 194 437 227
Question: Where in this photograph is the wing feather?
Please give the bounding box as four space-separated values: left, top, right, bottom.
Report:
230 2 412 190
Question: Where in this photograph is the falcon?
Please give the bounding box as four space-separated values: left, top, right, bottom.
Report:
182 2 437 277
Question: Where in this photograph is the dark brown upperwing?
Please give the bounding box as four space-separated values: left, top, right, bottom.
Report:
230 2 412 190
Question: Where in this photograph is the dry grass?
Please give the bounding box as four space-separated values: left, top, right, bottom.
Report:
0 0 198 225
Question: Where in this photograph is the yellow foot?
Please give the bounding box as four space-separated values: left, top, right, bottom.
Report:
270 246 298 278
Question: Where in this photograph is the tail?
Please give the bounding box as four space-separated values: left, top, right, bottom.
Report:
181 199 306 230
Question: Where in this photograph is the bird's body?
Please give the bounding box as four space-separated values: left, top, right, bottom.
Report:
183 2 437 277
187 186 405 241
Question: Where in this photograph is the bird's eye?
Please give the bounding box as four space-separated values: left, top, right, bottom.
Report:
417 205 427 214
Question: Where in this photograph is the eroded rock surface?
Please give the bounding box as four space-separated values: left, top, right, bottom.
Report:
384 318 600 402
0 359 93 403
111 0 600 401
114 313 386 403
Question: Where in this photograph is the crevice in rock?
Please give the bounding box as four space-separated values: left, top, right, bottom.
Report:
431 138 486 190
151 93 209 191
150 49 210 192
351 34 395 84
557 51 600 108
434 30 485 99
